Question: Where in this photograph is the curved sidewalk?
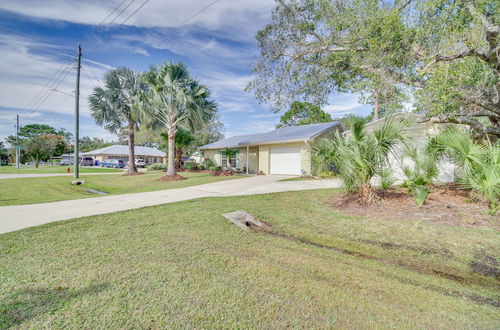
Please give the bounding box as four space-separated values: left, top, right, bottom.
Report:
0 175 341 234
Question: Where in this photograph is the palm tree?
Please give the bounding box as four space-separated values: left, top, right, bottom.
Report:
401 139 442 205
88 67 145 173
143 62 216 177
222 148 238 168
161 127 196 169
438 127 499 215
313 115 409 204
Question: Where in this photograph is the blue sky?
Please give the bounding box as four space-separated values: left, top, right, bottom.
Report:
0 0 371 144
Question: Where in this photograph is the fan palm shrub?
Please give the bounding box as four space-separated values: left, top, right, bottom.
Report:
401 140 441 205
222 148 238 168
161 127 196 169
438 127 499 215
313 115 408 204
143 62 216 177
89 67 145 173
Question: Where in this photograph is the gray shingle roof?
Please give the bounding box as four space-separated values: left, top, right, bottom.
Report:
200 122 340 150
82 145 166 157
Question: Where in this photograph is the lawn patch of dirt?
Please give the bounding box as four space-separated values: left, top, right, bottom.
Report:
470 252 500 278
156 174 186 182
330 185 499 230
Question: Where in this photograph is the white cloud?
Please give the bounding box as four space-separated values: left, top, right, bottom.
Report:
324 94 364 113
0 0 274 38
0 31 108 121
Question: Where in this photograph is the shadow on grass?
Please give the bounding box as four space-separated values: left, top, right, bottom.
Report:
0 282 109 328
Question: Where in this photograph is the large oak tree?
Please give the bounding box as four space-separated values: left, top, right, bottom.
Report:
248 0 499 137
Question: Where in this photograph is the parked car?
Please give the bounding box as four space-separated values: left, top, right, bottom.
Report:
134 158 146 168
99 159 125 168
60 158 73 166
80 157 94 166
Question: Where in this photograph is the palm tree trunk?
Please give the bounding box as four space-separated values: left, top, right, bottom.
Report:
373 99 379 121
176 147 183 170
166 127 177 176
359 183 374 205
128 121 137 173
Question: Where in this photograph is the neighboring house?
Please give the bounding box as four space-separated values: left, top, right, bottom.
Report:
200 122 341 175
82 145 166 164
343 112 456 182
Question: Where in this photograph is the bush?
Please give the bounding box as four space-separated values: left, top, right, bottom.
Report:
202 158 215 168
379 167 396 190
146 163 167 171
401 140 441 206
312 115 409 204
317 171 336 178
184 161 198 170
413 186 430 206
438 127 499 215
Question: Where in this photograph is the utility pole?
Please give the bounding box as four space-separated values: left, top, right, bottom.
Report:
15 114 20 171
73 44 81 178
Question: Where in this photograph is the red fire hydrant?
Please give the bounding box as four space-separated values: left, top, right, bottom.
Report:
66 167 71 174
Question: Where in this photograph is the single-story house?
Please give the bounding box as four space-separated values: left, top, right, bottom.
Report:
82 145 166 164
343 112 456 182
199 122 342 175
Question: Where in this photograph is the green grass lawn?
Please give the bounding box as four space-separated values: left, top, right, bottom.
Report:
0 165 121 174
0 189 498 328
0 171 245 206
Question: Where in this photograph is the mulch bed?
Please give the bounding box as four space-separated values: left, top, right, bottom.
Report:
180 168 235 176
182 169 215 174
330 184 499 230
156 174 186 182
122 171 145 176
213 171 234 176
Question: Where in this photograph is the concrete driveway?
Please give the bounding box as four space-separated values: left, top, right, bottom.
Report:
0 175 341 234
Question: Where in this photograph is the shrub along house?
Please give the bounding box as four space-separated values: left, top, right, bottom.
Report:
200 122 341 175
82 145 166 165
343 112 457 182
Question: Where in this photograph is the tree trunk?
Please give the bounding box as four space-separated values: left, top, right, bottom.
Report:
175 147 183 170
166 128 177 176
128 121 137 173
373 99 379 121
359 183 374 205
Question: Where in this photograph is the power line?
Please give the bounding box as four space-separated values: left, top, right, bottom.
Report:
87 0 150 55
28 64 74 115
153 0 222 50
19 0 138 118
24 60 73 111
81 64 103 89
86 0 138 47
97 0 129 27
178 0 221 26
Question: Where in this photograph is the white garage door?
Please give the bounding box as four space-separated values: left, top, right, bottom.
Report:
270 147 302 175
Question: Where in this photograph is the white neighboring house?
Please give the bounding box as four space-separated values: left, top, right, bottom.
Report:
343 112 457 183
82 145 166 165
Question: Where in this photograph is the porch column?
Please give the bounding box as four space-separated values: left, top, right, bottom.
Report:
246 145 249 174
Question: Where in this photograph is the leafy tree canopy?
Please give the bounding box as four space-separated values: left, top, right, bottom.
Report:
17 124 69 139
276 101 333 128
248 0 500 138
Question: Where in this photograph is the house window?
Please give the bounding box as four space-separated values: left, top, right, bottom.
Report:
221 152 238 167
